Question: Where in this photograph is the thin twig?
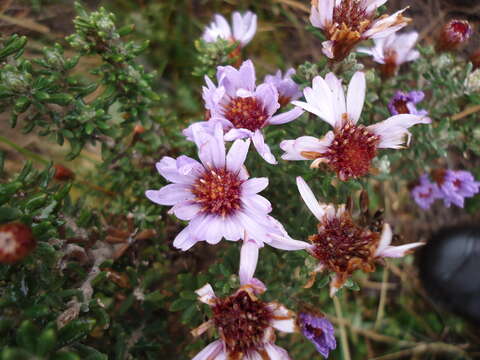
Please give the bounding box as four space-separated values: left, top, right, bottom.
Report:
333 296 352 360
375 267 389 329
371 342 471 360
451 105 480 121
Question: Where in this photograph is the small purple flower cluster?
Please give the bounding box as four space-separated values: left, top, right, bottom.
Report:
412 170 480 209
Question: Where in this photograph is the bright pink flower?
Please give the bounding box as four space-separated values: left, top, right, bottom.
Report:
281 72 431 180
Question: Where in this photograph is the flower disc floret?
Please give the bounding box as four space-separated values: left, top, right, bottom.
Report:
223 96 269 132
309 212 380 276
319 121 380 180
193 168 243 216
212 290 273 355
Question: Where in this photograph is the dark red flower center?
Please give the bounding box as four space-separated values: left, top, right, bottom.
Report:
192 168 243 217
419 188 434 199
309 212 380 275
212 290 273 355
322 121 380 180
223 96 268 132
393 99 410 114
0 222 35 264
450 20 471 38
333 0 370 32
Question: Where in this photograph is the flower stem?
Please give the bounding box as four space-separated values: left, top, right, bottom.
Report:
375 266 389 329
333 295 351 360
0 135 49 165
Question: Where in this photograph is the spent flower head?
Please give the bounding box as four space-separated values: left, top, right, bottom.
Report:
281 71 431 180
296 177 423 295
310 0 411 61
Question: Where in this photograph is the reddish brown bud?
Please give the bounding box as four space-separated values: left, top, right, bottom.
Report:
0 222 36 264
470 49 480 69
437 20 473 52
54 164 75 181
133 124 146 134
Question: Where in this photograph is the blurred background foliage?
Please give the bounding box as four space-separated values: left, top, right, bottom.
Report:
0 0 479 359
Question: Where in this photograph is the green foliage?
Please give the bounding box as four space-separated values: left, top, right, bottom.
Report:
0 1 479 359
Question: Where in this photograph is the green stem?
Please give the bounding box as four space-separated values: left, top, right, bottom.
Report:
0 135 49 165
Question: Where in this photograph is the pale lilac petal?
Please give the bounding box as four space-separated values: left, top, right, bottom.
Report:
242 194 272 213
220 215 244 241
280 133 334 161
241 178 269 195
374 223 393 256
364 9 409 39
192 340 225 360
309 6 323 29
197 123 226 168
325 72 346 122
364 0 388 14
269 303 296 333
226 138 250 172
264 343 291 360
169 201 201 220
268 233 312 250
346 72 366 124
224 128 253 141
296 177 326 221
214 14 231 38
145 184 193 206
255 83 280 117
176 155 203 176
368 114 431 149
195 283 217 305
322 40 335 59
173 226 198 251
379 242 424 258
155 157 195 184
269 107 304 125
239 239 260 285
252 130 277 165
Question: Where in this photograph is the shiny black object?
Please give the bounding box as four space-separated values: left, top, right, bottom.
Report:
418 225 480 323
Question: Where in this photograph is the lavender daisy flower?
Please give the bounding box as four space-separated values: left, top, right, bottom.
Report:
299 312 336 358
310 0 411 61
264 68 302 107
437 170 480 208
184 60 304 164
411 174 441 210
192 237 297 360
358 32 420 77
388 91 428 116
202 11 257 48
145 123 279 251
281 72 431 181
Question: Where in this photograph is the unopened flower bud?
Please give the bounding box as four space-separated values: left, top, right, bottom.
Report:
54 164 75 181
133 124 145 135
0 222 36 264
437 20 473 52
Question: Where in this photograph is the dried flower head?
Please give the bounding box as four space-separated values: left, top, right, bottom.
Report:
296 177 423 295
0 222 36 264
282 72 431 180
310 0 411 61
